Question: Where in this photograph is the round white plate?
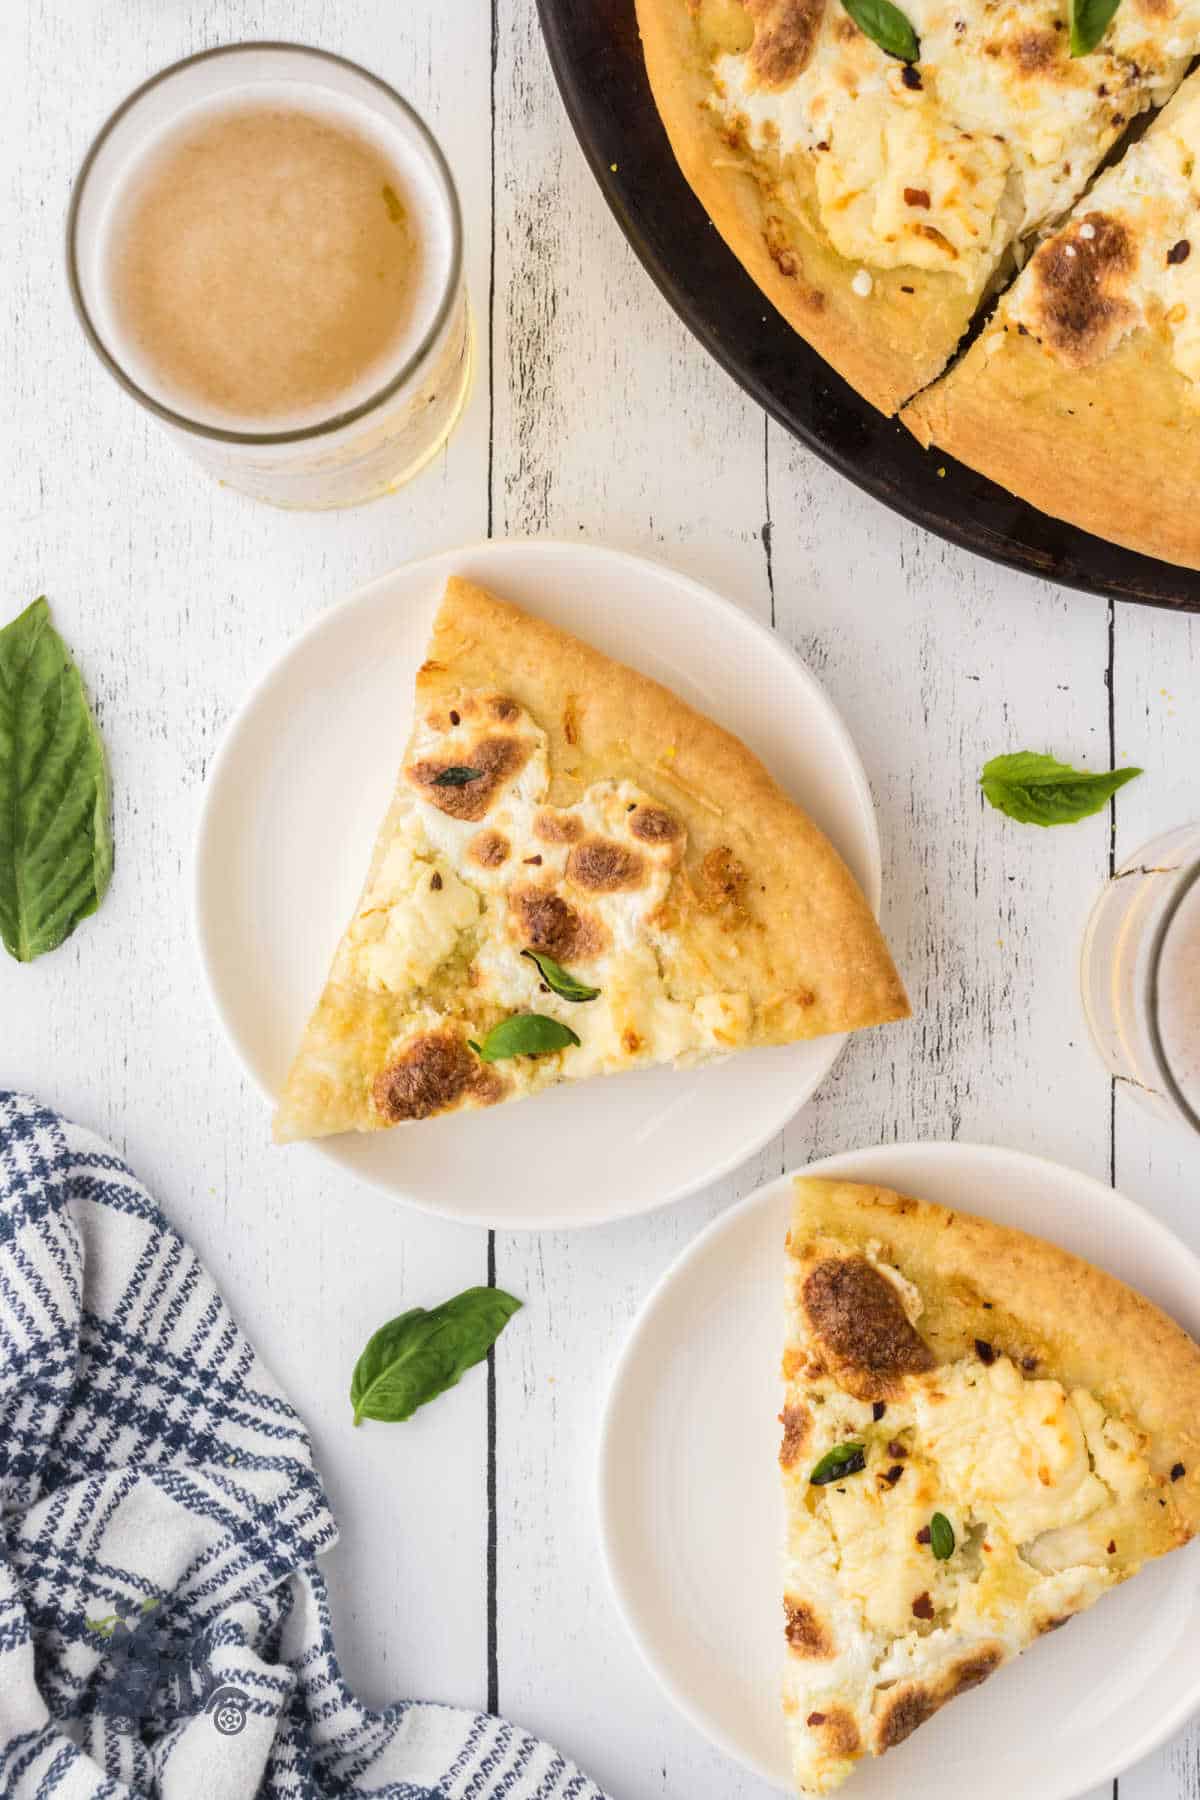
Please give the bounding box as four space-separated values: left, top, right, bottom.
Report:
194 539 882 1230
599 1142 1200 1797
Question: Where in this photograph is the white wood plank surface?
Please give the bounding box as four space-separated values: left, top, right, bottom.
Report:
1 0 498 1720
1 1 1197 1797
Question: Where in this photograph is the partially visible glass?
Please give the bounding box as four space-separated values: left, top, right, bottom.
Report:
66 43 471 509
1080 822 1200 1137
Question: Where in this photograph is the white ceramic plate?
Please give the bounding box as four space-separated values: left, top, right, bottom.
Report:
599 1142 1200 1797
194 539 884 1229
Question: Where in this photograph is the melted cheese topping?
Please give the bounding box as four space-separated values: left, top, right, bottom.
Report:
823 1447 957 1635
710 0 1194 285
912 1358 1108 1541
350 841 479 993
784 1341 1153 1764
996 71 1200 393
344 690 754 1101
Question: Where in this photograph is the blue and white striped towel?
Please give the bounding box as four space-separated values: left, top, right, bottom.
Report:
0 1092 610 1800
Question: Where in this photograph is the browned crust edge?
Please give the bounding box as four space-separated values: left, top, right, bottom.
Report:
421 576 907 1031
902 323 1200 572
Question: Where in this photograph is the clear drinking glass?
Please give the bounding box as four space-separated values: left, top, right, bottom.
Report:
1080 822 1200 1137
66 43 471 509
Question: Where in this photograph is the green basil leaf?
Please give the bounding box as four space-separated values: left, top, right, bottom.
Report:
521 947 601 1003
0 597 112 962
431 765 482 787
809 1442 866 1486
350 1287 522 1426
929 1511 956 1560
1069 0 1121 54
839 0 919 60
980 751 1141 826
471 1013 581 1062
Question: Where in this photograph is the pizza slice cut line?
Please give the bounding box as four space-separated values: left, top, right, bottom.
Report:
637 0 1200 424
903 65 1200 569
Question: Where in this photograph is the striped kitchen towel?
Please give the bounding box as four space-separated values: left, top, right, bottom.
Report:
0 1092 610 1800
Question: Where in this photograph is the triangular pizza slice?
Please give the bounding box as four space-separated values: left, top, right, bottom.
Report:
781 1176 1200 1792
274 578 907 1141
904 69 1200 568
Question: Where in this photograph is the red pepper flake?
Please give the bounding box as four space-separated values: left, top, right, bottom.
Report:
1168 241 1191 266
430 872 443 891
872 1401 887 1421
900 285 915 294
886 1441 908 1459
807 1712 826 1727
912 1592 935 1620
915 1525 932 1544
1021 1354 1038 1373
882 1464 905 1487
901 63 923 88
449 710 460 726
1171 1462 1186 1480
1107 1540 1116 1554
524 854 543 865
904 186 931 208
974 1338 996 1365
982 1301 993 1309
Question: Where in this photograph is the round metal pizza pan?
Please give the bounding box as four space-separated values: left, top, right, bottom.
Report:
537 0 1200 613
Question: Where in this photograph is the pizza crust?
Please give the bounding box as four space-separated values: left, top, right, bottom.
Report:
634 0 976 415
904 324 1200 570
274 578 908 1142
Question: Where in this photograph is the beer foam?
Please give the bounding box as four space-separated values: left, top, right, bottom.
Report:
91 83 455 434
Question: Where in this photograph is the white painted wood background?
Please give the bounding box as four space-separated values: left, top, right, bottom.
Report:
2 1 1198 1795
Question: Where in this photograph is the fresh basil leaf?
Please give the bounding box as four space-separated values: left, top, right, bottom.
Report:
350 1287 522 1426
521 948 601 1003
471 1013 581 1062
432 765 482 787
1069 0 1121 54
980 751 1141 826
810 1442 866 1486
929 1511 955 1560
0 597 112 962
839 0 919 60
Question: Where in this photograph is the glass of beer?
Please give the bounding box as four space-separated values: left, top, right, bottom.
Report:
67 43 471 509
1080 822 1200 1137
